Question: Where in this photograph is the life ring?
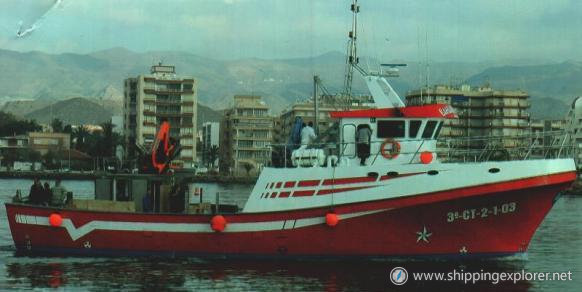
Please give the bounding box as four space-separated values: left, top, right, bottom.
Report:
380 139 401 159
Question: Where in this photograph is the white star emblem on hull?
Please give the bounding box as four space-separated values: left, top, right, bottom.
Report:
416 226 432 243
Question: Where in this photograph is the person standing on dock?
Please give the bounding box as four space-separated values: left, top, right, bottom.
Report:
27 178 43 205
51 179 68 206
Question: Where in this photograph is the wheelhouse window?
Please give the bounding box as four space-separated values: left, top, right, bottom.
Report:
421 121 438 139
409 120 422 138
377 120 405 138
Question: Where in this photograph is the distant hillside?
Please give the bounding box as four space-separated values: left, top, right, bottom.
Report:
466 61 582 99
1 99 54 117
10 97 222 128
197 103 223 126
528 97 570 120
0 48 490 114
1 47 581 119
25 97 113 125
464 61 582 118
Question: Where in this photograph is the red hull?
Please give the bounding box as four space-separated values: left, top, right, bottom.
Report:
5 172 575 258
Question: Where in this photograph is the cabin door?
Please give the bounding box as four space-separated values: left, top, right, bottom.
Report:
341 124 356 158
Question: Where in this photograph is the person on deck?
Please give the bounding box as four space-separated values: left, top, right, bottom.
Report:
300 121 316 149
50 179 68 206
28 178 43 205
356 125 372 166
42 182 53 206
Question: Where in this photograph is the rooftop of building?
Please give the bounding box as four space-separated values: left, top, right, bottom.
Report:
0 135 28 140
28 132 70 138
407 84 528 98
233 95 269 109
124 63 194 82
278 95 374 115
150 63 175 74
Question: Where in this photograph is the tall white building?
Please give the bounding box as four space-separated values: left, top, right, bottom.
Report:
202 122 220 168
219 95 273 176
111 115 124 135
124 64 198 168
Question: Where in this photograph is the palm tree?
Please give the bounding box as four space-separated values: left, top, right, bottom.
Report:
63 124 73 134
51 118 64 133
73 125 89 152
207 145 219 169
100 122 114 157
242 162 254 176
42 150 56 170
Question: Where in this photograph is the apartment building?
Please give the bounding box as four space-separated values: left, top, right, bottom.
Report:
124 64 197 168
201 122 220 168
219 95 273 176
406 85 530 151
276 99 371 145
0 135 28 149
28 132 70 155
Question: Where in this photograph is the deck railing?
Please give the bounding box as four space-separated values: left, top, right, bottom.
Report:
268 130 576 168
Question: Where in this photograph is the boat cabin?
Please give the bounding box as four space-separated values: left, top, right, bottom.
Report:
335 104 455 165
291 103 456 167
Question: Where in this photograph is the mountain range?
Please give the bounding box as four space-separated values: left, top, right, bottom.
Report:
1 97 222 129
0 47 578 120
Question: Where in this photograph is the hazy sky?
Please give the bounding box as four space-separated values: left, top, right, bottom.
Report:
0 0 581 62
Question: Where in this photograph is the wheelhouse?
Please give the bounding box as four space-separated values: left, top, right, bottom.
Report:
330 104 455 166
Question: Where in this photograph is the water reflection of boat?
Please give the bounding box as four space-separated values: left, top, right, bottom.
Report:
5 259 534 291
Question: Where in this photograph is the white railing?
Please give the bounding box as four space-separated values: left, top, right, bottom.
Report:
441 130 573 162
268 130 576 168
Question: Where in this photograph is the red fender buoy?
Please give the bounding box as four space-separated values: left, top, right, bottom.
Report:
49 213 63 227
420 151 433 164
211 215 227 232
326 213 339 227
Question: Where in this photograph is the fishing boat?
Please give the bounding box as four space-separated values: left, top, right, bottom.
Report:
4 0 576 259
5 67 576 258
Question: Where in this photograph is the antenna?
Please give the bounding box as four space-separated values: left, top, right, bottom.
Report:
343 0 360 99
416 26 423 101
425 30 430 91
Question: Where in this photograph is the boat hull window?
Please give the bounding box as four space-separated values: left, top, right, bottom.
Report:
409 120 422 138
377 120 405 138
422 121 438 139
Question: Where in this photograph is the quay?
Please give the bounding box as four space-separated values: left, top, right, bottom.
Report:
0 171 257 185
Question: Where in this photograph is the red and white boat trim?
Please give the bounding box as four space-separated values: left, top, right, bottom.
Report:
5 166 575 258
243 159 574 213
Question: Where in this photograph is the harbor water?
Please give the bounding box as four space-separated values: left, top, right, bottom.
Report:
0 178 580 291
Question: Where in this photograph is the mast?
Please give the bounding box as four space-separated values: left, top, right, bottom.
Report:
343 0 360 99
314 75 319 135
340 0 405 109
